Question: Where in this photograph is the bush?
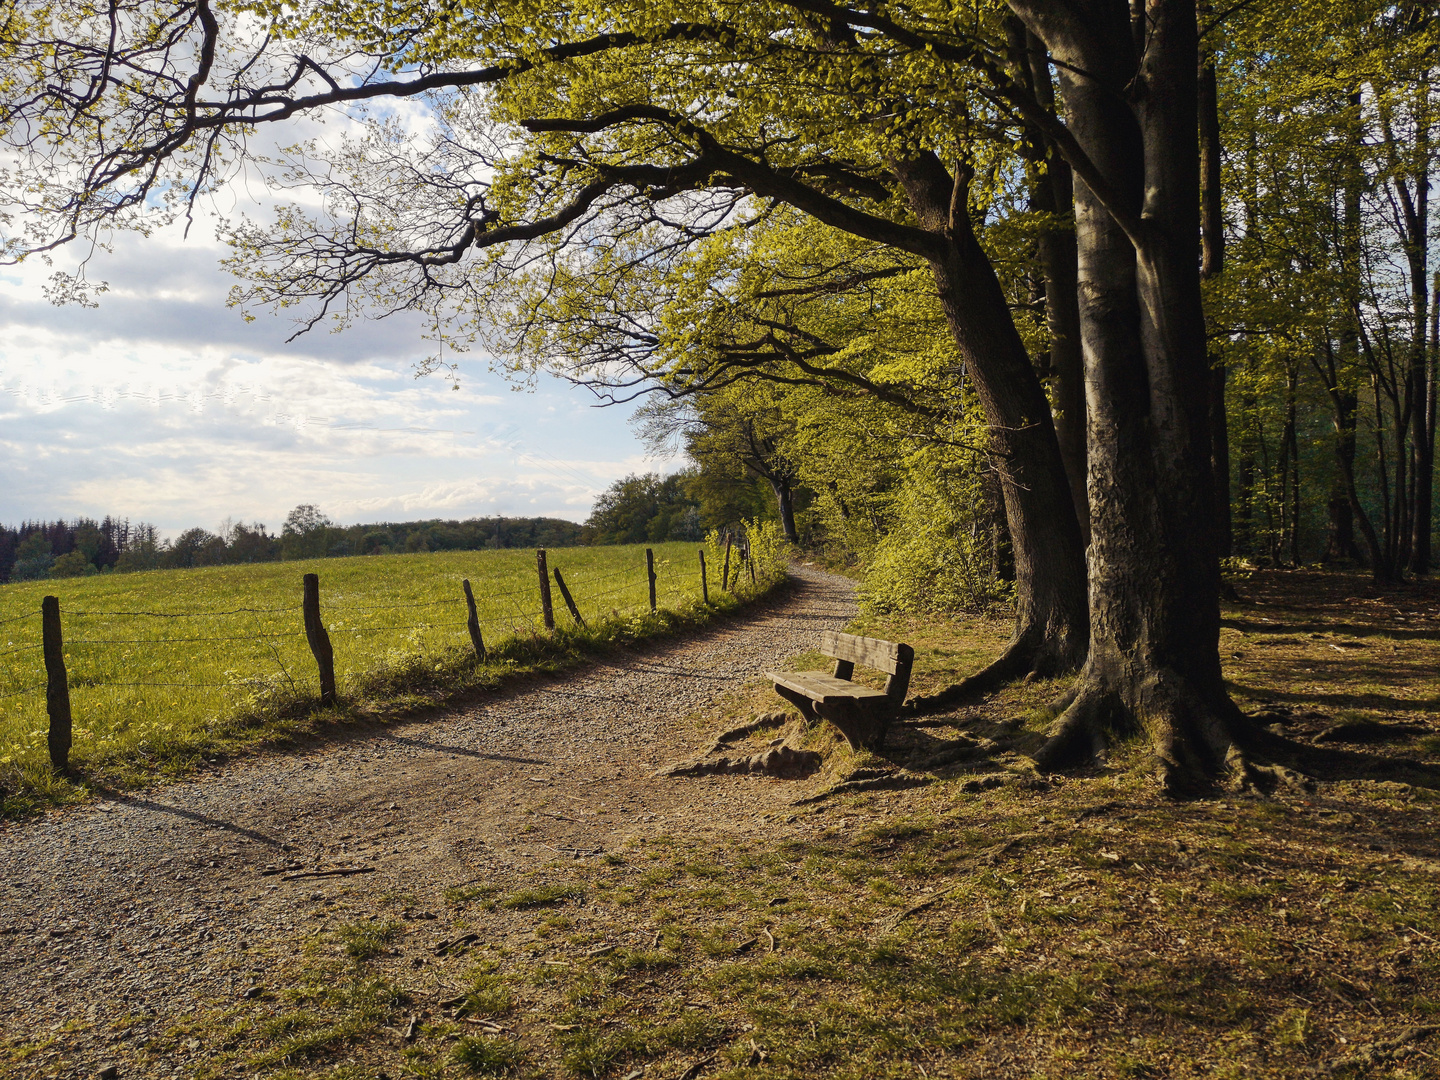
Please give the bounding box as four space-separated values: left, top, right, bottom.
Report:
50 551 97 578
10 555 53 581
861 477 1012 615
704 519 792 594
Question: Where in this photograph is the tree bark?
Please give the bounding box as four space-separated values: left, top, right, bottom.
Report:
1418 271 1440 573
1010 0 1268 795
1323 388 1363 562
769 477 799 545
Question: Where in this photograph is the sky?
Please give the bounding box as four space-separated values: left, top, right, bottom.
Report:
0 215 674 538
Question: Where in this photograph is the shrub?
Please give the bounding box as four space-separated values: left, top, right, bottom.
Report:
50 551 96 578
861 474 1012 615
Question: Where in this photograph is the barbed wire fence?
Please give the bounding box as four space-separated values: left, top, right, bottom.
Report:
0 542 757 772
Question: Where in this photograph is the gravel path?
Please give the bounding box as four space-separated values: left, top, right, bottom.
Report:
0 567 856 1076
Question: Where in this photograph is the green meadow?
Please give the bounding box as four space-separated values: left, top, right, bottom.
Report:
0 540 748 813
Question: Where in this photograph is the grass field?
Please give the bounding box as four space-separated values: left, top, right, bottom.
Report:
0 540 746 814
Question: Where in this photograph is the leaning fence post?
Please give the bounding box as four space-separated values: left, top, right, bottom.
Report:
748 545 756 586
536 548 555 631
646 548 657 613
302 573 337 706
41 596 72 771
462 579 487 662
552 568 587 628
722 533 734 592
699 548 709 604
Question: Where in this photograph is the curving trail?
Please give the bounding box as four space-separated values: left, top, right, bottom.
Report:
0 567 857 1076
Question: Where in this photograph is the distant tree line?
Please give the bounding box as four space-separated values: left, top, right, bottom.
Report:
582 467 787 546
0 507 586 583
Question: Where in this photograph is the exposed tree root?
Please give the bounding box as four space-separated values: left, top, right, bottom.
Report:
1030 663 1317 798
790 770 935 805
655 743 821 779
905 629 1081 716
705 710 792 753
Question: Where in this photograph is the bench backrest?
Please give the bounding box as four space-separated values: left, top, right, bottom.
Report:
820 630 914 705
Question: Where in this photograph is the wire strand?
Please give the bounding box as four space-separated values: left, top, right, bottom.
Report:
67 605 294 618
328 597 463 613
333 621 470 634
65 632 307 645
94 679 271 689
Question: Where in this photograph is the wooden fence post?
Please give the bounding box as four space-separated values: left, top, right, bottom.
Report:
552 568 587 628
537 548 555 631
302 573 337 705
722 533 734 592
699 548 709 604
41 596 72 771
748 544 756 585
646 548 657 613
462 579 487 661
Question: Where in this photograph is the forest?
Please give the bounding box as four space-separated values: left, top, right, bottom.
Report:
3 0 1439 793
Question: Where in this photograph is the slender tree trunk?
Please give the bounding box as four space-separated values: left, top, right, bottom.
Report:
1012 0 1268 795
1234 372 1258 557
1020 28 1089 545
1275 370 1293 566
1198 19 1232 558
1284 362 1301 565
770 478 799 545
1323 383 1364 562
1419 272 1440 572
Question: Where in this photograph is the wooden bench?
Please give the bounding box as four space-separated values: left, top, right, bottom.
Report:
765 631 914 750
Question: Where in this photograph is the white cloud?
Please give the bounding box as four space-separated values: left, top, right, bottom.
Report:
0 221 682 535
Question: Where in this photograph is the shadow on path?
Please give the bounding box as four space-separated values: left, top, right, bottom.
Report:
95 790 287 848
375 732 550 766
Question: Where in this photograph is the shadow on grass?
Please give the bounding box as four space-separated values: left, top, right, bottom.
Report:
1229 680 1440 716
1246 729 1440 792
1222 618 1440 642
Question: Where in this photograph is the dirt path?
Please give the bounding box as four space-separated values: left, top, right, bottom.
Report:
0 567 856 1077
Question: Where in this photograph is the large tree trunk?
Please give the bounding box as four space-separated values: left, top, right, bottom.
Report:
891 154 1090 696
1010 0 1270 795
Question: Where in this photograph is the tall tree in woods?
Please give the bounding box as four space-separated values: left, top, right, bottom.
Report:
647 393 805 544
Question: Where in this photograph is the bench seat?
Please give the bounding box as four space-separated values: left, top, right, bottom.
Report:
767 631 913 750
764 671 889 706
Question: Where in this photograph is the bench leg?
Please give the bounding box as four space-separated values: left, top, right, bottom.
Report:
774 685 821 725
815 699 891 751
